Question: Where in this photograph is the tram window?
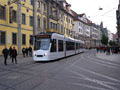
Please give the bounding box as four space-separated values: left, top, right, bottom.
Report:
79 43 80 49
34 39 50 50
58 40 63 52
66 41 75 50
76 43 79 49
51 39 56 52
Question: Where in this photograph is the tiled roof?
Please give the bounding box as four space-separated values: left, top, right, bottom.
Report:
78 13 85 17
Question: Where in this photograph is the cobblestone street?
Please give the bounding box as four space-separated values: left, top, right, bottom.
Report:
0 50 120 90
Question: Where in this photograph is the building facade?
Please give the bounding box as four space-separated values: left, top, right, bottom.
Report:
116 0 120 44
90 24 101 47
0 0 75 55
0 0 47 55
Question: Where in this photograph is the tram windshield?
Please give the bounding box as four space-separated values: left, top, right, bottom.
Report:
34 39 50 50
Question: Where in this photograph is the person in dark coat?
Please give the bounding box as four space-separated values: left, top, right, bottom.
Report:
29 46 32 57
25 47 29 57
11 47 17 64
22 47 26 57
9 46 12 58
2 47 9 65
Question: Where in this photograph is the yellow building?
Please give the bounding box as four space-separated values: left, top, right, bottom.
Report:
0 0 74 55
47 0 74 37
0 0 47 55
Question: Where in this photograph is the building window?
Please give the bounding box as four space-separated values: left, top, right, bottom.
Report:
37 18 40 28
22 0 26 2
38 1 40 8
43 19 46 30
69 19 70 23
50 7 52 15
30 35 33 45
0 6 6 20
22 34 26 45
12 10 17 22
55 24 57 30
71 20 73 24
12 33 17 45
30 0 33 5
22 13 26 24
0 31 6 45
44 3 46 11
30 16 33 26
50 22 52 29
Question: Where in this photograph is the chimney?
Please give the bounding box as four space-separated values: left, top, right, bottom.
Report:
66 4 71 11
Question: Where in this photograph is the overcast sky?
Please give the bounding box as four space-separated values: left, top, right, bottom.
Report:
67 0 119 34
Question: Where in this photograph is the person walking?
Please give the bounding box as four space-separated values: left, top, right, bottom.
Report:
25 47 29 57
9 46 12 58
2 47 9 65
29 46 32 57
11 47 17 64
22 47 26 57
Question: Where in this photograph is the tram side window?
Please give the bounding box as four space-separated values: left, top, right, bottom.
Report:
66 41 75 50
79 43 80 49
58 40 63 52
76 43 79 49
51 39 56 52
80 43 82 48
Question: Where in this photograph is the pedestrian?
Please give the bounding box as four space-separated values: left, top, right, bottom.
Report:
2 47 9 65
29 46 32 57
25 47 29 57
11 47 17 64
9 46 12 58
22 47 26 57
96 47 99 53
106 46 110 55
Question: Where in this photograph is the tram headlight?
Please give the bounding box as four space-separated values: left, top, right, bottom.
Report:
44 53 48 56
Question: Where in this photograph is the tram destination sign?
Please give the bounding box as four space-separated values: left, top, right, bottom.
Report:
35 35 51 38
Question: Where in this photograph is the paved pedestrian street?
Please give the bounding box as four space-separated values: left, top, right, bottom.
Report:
0 50 120 90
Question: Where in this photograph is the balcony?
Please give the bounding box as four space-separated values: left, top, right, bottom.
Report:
49 14 59 21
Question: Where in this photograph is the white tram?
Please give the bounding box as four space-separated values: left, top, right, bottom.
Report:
33 32 85 61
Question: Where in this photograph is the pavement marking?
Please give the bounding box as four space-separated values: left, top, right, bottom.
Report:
96 53 120 62
81 56 118 69
71 83 110 90
87 55 120 68
6 75 20 80
70 76 120 86
69 70 118 90
72 65 120 83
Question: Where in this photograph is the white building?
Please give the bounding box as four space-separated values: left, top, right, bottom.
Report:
108 30 113 41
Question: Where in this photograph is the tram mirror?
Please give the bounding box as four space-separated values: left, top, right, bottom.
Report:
50 39 53 43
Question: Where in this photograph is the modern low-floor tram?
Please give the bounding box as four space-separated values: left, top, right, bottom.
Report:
33 32 85 61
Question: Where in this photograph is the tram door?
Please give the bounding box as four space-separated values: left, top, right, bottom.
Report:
64 41 66 57
75 43 76 54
